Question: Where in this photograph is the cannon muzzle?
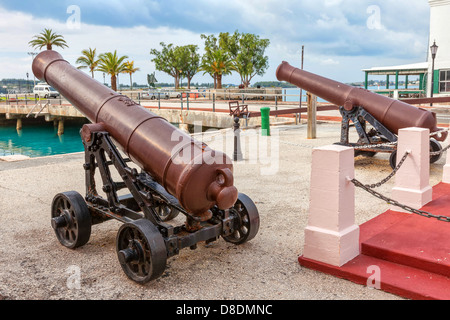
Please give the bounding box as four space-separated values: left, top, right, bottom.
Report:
33 50 238 219
276 61 447 142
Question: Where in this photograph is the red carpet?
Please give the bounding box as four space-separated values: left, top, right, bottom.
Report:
298 182 450 300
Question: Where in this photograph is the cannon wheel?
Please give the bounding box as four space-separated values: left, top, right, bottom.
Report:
430 139 442 164
116 219 167 284
388 139 443 170
223 193 260 245
51 191 92 249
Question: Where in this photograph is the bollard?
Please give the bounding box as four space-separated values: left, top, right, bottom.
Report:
391 127 432 211
307 92 317 139
443 149 450 183
233 117 243 161
302 145 359 266
260 107 270 136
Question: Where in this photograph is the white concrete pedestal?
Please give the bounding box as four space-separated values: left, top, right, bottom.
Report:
303 145 359 267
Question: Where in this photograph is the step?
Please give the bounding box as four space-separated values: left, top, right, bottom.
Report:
360 190 450 278
299 254 450 300
298 182 450 299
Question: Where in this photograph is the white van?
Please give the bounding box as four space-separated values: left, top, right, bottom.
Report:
33 83 60 99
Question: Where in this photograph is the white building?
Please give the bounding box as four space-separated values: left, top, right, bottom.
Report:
363 0 450 97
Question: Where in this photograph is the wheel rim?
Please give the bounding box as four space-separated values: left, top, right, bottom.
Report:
51 191 91 249
430 139 442 163
223 193 260 245
118 228 151 278
154 202 179 221
389 150 397 170
116 219 166 283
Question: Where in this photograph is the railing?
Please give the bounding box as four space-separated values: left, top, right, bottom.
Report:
0 90 335 122
0 93 64 106
7 88 448 119
114 89 311 114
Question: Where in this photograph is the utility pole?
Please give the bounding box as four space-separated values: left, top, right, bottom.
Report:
299 45 304 107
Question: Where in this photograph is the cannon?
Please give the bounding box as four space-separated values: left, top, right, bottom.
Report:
276 61 448 169
33 50 260 283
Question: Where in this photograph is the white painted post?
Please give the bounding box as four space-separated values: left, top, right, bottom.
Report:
391 127 432 211
303 145 360 267
442 147 450 183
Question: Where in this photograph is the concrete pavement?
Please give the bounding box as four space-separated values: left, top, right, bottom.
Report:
1 121 448 300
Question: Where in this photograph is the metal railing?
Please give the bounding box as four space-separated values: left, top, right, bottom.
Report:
0 93 64 106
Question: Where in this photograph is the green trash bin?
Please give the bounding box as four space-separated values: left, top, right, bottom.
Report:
260 107 270 136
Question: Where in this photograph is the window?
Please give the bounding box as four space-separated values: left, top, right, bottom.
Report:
439 69 450 92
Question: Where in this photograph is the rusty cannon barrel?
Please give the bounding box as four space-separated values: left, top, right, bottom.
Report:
276 61 447 142
32 50 238 220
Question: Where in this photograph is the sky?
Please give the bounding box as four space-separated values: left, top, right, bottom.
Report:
0 0 432 87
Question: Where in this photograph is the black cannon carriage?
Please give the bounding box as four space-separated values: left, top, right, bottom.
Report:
33 50 260 284
276 61 448 169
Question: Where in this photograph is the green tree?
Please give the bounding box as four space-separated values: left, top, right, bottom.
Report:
28 28 68 51
150 43 181 89
76 48 99 78
97 50 128 91
122 61 140 90
200 49 234 89
176 45 200 89
150 43 201 89
200 34 235 89
220 31 270 88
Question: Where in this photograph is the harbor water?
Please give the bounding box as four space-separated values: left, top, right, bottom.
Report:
0 122 85 158
283 85 419 102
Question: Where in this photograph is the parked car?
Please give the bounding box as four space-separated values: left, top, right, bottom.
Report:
145 89 168 100
33 83 60 98
164 89 181 99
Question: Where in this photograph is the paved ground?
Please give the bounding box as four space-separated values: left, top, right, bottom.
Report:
0 121 447 300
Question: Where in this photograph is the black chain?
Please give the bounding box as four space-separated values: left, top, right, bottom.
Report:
430 143 450 156
351 150 450 222
363 151 410 189
351 178 450 222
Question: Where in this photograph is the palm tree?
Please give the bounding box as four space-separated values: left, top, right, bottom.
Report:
122 61 140 91
28 28 68 51
200 49 234 89
97 51 128 91
76 48 99 78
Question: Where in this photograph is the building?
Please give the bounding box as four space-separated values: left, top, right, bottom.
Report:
363 0 450 97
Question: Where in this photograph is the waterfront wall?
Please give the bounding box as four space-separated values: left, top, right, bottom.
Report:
0 103 295 131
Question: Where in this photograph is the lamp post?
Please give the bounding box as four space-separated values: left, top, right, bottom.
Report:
28 52 37 87
430 41 438 106
26 72 29 93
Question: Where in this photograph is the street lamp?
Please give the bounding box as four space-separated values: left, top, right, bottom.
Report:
430 41 438 105
26 72 29 93
28 52 37 87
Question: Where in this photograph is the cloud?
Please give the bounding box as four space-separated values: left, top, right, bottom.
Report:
0 6 210 85
0 0 433 84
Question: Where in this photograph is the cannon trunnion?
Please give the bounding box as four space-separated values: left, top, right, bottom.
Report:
276 61 448 169
34 51 260 283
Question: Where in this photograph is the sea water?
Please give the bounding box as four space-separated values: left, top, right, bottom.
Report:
283 85 420 102
0 123 85 157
